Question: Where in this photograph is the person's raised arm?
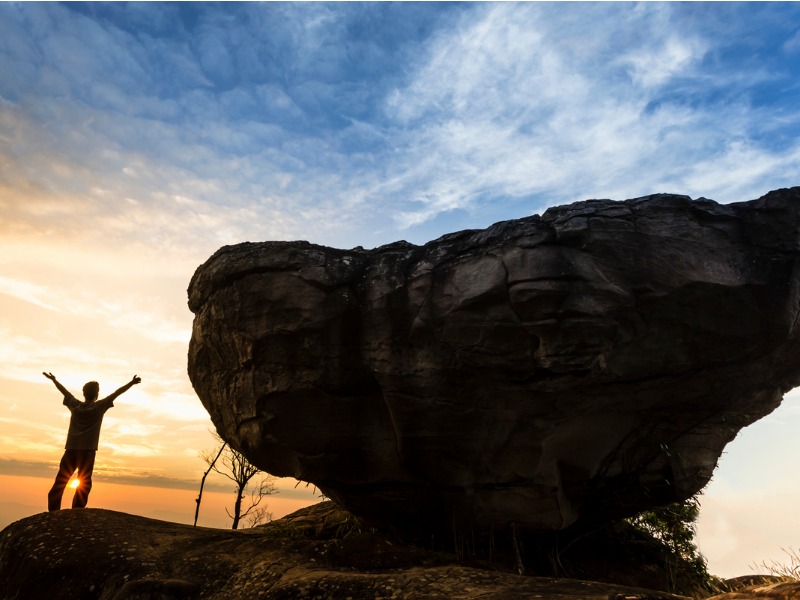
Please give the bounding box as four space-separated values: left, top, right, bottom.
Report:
105 375 142 402
43 372 72 398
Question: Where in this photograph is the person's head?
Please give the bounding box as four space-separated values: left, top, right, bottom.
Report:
82 381 99 402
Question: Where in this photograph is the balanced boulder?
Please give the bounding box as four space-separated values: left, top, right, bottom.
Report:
188 188 800 538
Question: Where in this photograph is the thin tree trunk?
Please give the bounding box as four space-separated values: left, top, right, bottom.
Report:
511 522 525 575
194 442 227 527
231 483 244 529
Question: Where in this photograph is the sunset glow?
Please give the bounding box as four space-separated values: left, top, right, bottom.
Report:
2 2 800 578
69 478 80 490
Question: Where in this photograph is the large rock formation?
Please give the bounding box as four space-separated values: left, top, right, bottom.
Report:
188 188 800 538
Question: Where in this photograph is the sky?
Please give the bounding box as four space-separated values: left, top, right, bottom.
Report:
1 1 800 578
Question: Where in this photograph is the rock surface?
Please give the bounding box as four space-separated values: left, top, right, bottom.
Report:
188 188 800 538
3 505 798 600
0 505 693 600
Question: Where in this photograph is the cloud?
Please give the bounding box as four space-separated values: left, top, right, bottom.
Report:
2 3 484 250
0 456 320 501
5 2 800 252
683 140 800 202
0 456 221 492
0 458 58 479
0 417 64 456
785 29 800 54
621 34 707 88
375 3 800 229
0 276 61 312
0 321 135 384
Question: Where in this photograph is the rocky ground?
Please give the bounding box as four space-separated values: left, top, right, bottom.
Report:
2 502 799 600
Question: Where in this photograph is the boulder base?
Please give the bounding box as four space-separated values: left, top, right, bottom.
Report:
0 507 693 599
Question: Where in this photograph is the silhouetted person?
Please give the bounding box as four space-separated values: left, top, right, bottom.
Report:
44 372 141 511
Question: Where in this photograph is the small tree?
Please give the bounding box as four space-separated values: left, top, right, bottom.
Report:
201 432 278 529
628 495 713 592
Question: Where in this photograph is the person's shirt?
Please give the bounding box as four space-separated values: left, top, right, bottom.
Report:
63 393 114 451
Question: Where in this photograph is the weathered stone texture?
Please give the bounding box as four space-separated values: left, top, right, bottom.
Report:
0 507 692 600
188 188 800 538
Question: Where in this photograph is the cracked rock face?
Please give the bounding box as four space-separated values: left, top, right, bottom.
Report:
187 188 800 538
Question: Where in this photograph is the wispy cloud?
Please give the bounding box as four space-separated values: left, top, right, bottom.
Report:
5 3 800 248
370 3 800 230
0 276 61 312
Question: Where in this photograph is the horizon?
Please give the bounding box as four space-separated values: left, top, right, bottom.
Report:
2 2 800 579
0 472 320 532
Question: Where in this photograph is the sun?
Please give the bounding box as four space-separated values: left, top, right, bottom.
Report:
69 478 80 489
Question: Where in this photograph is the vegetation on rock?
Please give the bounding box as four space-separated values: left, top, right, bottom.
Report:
628 496 721 595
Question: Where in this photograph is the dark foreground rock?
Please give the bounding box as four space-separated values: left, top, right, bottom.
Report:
4 504 799 600
0 505 695 600
188 187 800 540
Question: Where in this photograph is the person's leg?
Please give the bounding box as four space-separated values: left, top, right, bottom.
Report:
48 451 77 511
71 450 96 508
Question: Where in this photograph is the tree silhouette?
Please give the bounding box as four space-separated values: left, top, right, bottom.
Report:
194 441 226 527
201 432 277 529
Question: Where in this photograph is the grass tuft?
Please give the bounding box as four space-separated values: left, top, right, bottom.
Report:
750 547 800 582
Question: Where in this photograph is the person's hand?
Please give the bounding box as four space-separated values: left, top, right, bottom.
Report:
43 372 56 381
131 375 142 385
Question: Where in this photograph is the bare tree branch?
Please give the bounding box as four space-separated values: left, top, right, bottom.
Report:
199 431 278 529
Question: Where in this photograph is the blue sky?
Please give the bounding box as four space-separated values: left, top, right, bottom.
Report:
2 1 800 576
4 2 800 249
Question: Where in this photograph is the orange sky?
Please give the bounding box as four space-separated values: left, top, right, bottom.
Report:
0 224 319 525
0 473 318 532
0 201 251 492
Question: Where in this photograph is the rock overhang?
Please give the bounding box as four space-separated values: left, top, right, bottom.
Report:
187 187 800 539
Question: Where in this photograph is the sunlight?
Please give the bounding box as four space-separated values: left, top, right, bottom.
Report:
69 476 80 489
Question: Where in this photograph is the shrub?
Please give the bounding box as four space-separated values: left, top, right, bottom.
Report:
628 496 719 594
